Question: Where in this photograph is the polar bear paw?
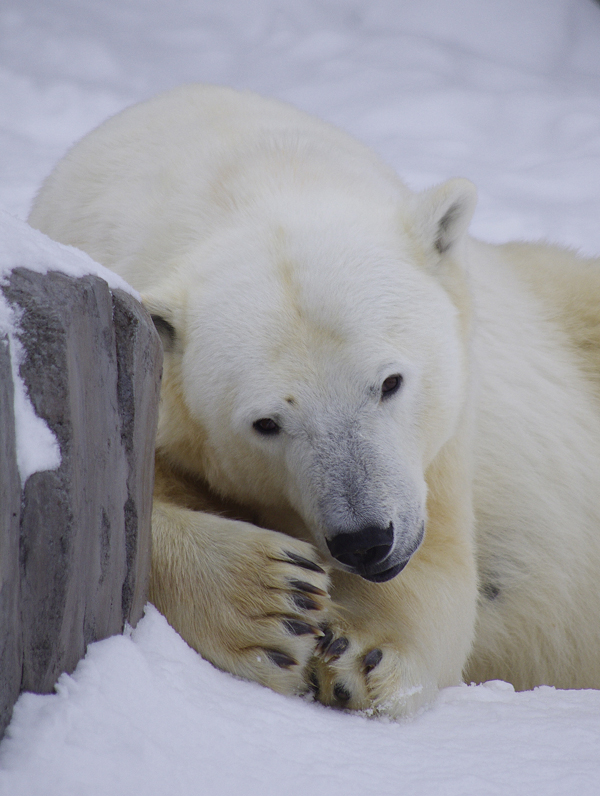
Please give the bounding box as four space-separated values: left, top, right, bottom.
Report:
308 624 431 718
234 544 332 689
151 507 334 699
200 533 333 698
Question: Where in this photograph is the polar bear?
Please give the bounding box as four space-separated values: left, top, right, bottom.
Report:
29 84 600 717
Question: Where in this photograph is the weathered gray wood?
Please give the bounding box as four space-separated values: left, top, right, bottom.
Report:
0 268 161 737
0 335 23 735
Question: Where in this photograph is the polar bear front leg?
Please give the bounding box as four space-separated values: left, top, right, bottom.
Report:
309 453 478 717
149 501 331 695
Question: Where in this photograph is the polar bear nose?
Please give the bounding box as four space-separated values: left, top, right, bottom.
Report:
326 523 394 572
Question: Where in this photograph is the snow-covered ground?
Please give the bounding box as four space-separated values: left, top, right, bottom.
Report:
1 1 600 793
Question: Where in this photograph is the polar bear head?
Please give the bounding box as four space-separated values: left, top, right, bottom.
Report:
146 178 476 582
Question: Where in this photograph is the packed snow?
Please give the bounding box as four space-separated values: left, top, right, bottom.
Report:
2 606 600 796
1 0 600 793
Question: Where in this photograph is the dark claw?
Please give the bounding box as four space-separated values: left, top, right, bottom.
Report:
288 579 327 597
333 683 351 705
292 593 320 611
283 551 326 574
362 648 383 674
283 618 318 636
266 649 298 669
316 626 334 653
322 636 349 662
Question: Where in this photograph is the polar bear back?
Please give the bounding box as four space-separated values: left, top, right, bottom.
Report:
29 84 407 292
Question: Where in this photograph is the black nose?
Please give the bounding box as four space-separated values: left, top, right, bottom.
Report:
326 523 394 572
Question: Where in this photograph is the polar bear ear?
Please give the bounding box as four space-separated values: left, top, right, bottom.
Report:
142 294 179 354
410 178 477 259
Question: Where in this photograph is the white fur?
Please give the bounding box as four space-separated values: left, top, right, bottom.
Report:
29 84 600 716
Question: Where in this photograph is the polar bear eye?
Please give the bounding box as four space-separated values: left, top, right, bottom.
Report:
381 374 403 399
253 417 281 435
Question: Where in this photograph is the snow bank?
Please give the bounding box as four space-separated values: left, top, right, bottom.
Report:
1 606 599 796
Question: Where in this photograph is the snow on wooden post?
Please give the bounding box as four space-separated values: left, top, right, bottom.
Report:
0 214 162 737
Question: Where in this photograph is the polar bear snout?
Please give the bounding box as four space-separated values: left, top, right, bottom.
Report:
325 520 424 582
299 421 427 582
